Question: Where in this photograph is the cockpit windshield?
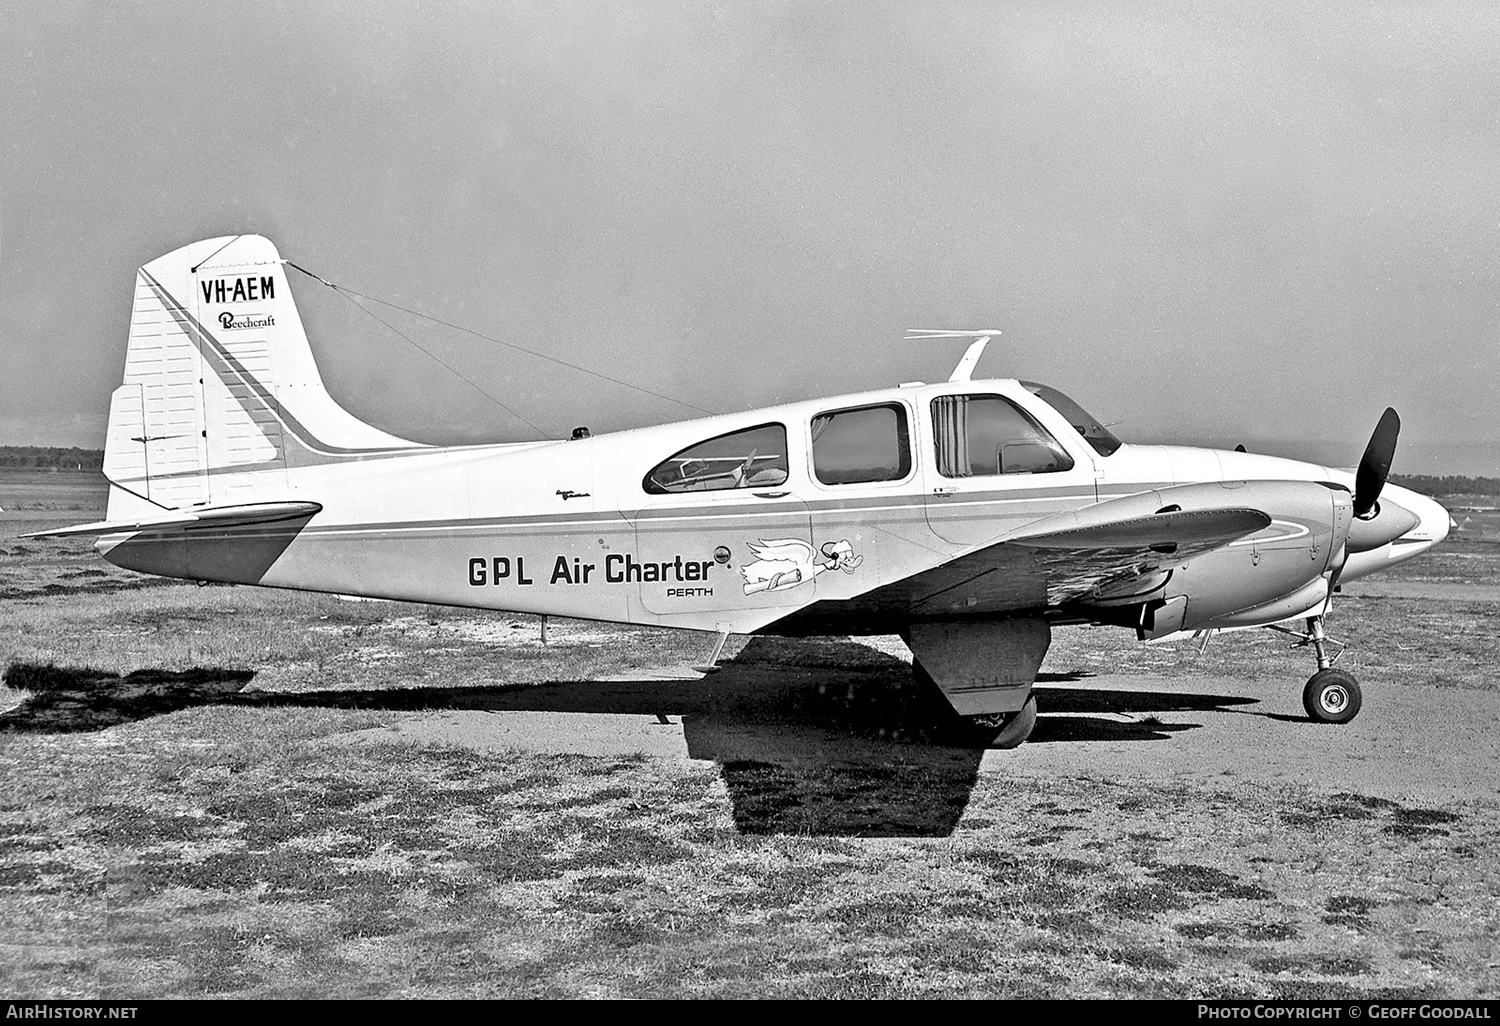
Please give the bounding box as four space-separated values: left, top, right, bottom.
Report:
1021 382 1122 457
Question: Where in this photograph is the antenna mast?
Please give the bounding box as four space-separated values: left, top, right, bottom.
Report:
905 329 1003 382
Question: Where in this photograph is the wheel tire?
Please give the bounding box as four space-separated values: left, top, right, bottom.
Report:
976 693 1038 750
1303 668 1362 724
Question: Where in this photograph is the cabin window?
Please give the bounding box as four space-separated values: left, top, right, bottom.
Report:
643 423 789 494
931 394 1075 477
811 403 911 485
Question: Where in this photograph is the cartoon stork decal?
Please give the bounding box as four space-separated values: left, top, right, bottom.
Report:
741 539 864 595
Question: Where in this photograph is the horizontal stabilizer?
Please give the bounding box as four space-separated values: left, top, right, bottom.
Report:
23 501 323 538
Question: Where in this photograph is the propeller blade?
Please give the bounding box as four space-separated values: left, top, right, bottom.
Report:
1353 407 1400 518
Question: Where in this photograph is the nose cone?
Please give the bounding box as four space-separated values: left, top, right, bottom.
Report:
1346 499 1420 553
1335 483 1448 584
1383 483 1451 550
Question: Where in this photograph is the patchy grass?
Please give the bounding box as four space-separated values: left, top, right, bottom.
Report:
1047 594 1500 691
2 470 1498 998
0 682 30 714
3 719 1497 998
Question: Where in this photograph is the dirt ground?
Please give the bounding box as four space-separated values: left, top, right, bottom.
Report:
313 560 1500 809
332 628 1500 806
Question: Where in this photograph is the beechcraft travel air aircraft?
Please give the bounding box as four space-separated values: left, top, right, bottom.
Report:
30 236 1451 748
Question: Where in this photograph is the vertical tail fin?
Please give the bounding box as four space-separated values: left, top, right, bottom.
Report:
104 235 421 512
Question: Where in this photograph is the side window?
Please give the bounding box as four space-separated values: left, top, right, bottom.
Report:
931 395 1075 477
643 423 788 494
811 403 911 485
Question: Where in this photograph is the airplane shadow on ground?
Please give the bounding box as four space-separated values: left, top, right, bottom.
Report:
2 637 1259 837
1 663 257 733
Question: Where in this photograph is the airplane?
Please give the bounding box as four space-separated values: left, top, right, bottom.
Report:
27 235 1452 748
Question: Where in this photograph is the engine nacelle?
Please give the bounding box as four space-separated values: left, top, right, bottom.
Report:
1073 480 1352 638
1155 480 1349 633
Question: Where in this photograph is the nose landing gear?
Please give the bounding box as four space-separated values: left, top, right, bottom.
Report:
1271 614 1362 724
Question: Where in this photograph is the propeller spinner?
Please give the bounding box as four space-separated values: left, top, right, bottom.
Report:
1353 407 1400 519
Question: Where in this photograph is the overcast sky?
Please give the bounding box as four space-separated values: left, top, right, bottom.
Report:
2 1 1496 474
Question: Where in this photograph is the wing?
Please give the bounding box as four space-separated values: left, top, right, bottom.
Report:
896 507 1270 617
784 503 1270 628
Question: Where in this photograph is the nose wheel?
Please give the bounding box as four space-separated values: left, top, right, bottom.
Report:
1271 614 1363 724
1303 667 1362 724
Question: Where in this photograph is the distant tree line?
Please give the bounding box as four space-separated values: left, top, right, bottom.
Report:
1389 474 1500 497
0 446 105 470
0 446 1493 494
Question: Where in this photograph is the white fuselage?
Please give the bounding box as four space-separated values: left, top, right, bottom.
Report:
98 377 1450 636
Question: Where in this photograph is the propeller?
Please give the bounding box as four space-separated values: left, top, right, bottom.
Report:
1353 407 1400 518
1325 407 1403 611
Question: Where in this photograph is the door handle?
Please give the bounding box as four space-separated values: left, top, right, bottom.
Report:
753 491 791 499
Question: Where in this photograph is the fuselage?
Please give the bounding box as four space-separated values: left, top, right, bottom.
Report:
98 376 1450 636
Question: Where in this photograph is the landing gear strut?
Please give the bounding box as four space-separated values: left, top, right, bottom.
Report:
905 618 1051 749
1273 615 1362 724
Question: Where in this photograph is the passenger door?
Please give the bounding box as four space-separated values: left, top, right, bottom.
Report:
921 391 1097 546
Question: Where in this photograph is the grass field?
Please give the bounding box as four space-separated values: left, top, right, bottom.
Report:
1 471 1497 999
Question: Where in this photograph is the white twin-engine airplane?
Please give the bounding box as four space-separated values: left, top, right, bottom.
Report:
32 235 1451 748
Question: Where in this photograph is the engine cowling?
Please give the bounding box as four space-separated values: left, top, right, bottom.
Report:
1082 480 1353 638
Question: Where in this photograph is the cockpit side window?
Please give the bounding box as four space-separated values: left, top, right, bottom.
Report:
931 394 1075 477
643 423 789 494
1021 381 1122 457
811 402 911 485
